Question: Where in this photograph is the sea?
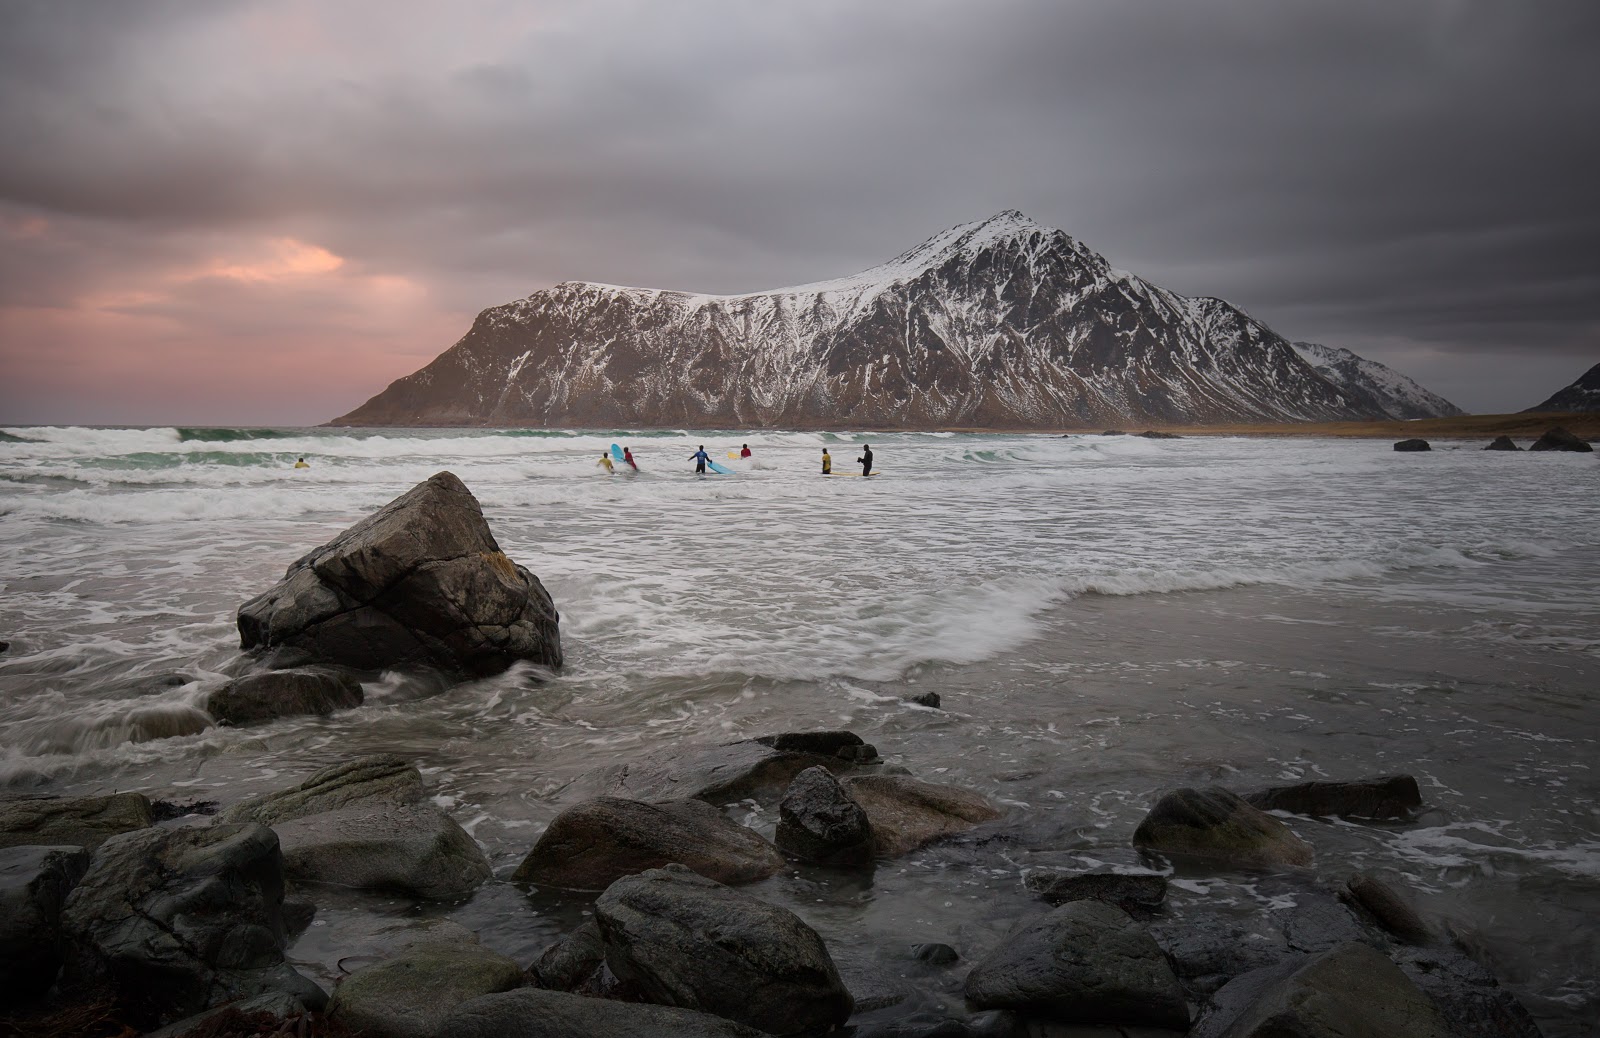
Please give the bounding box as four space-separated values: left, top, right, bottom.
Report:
1 425 1596 1033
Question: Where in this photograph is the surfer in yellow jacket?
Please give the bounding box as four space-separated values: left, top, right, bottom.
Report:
821 448 832 474
293 457 309 469
598 453 614 474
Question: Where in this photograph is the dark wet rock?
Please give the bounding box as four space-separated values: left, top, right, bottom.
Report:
1341 871 1433 945
236 471 562 676
1528 425 1594 452
328 940 525 1038
843 774 1004 857
437 987 770 1038
1024 869 1168 915
282 898 316 937
1132 786 1313 869
0 640 8 653
1393 943 1543 1038
853 1010 1024 1038
1198 942 1449 1038
217 753 425 825
1280 890 1373 955
776 766 874 865
149 797 219 822
834 948 913 1012
594 863 853 1035
274 799 492 900
528 920 606 991
594 738 855 805
1138 430 1183 439
1151 920 1290 997
1243 774 1422 820
0 791 153 850
59 822 326 1030
0 844 91 1006
964 899 1189 1029
205 666 363 726
1484 435 1522 451
1101 430 1129 436
1394 438 1432 451
755 729 867 756
912 942 961 965
144 991 308 1038
905 691 942 708
513 796 785 890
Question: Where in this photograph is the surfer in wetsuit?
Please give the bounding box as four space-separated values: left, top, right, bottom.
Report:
293 457 309 469
822 448 832 474
598 452 614 474
623 447 638 471
857 444 873 476
740 443 752 458
690 445 711 474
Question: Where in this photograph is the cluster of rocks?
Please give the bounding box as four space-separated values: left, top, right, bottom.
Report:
1396 426 1595 452
1075 430 1185 439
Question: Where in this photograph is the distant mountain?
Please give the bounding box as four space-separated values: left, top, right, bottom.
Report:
1524 362 1600 413
1290 342 1462 420
333 211 1457 429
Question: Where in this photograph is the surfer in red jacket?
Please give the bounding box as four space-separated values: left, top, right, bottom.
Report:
623 447 638 471
740 443 752 458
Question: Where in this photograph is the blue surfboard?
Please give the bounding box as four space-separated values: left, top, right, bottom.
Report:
610 443 625 462
707 460 734 475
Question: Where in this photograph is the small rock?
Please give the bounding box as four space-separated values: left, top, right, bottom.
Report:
149 798 219 822
217 754 425 826
0 791 153 850
1528 425 1594 452
528 920 605 992
1243 774 1421 820
438 987 770 1037
0 844 92 1006
0 640 9 653
1100 430 1128 436
206 666 363 726
274 800 492 900
905 691 942 708
1132 786 1313 869
592 738 854 805
776 766 874 865
964 900 1189 1029
1483 436 1521 451
328 941 525 1038
912 942 961 965
594 864 853 1035
513 796 785 890
1341 872 1433 945
1137 430 1182 439
844 774 1004 857
1023 870 1167 915
1393 438 1431 452
754 730 867 756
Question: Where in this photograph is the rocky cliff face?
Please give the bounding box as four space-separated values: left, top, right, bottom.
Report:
1290 342 1462 420
1524 361 1600 413
333 211 1455 429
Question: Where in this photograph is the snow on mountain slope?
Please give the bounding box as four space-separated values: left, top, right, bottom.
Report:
333 211 1448 429
1523 361 1600 413
1290 342 1462 420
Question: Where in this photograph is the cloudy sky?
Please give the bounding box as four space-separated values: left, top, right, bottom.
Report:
1 0 1596 424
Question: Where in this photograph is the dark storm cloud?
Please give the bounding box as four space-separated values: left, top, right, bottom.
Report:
1 0 1596 420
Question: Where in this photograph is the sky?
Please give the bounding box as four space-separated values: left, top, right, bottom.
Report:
1 0 1596 425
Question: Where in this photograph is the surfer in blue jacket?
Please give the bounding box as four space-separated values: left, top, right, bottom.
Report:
858 444 873 476
689 445 711 474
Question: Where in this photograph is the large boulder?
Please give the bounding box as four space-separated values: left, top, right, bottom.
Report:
205 666 363 726
1204 942 1449 1038
1483 435 1522 451
1133 787 1313 869
1528 425 1594 452
58 823 325 1030
964 899 1189 1029
0 791 153 850
236 471 562 676
1393 438 1431 452
1244 774 1421 820
217 754 425 826
776 765 874 865
513 796 784 890
0 844 91 1005
843 774 1003 857
273 800 492 900
594 864 853 1035
438 988 771 1038
327 940 525 1038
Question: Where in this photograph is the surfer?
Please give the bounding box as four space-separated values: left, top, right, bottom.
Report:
623 446 638 471
858 444 873 477
293 457 309 469
689 445 712 474
821 448 832 474
740 443 752 459
598 452 614 474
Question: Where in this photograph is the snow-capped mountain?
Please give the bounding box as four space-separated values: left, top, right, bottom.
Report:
1524 361 1600 412
1290 342 1462 420
333 211 1457 429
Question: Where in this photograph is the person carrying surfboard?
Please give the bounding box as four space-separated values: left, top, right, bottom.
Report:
821 448 832 474
598 452 614 474
623 447 638 471
858 444 873 476
740 443 752 459
689 445 712 474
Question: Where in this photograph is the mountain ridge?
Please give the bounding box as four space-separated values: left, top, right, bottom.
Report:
1523 361 1600 413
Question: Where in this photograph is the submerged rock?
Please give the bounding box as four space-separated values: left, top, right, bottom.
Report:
217 754 425 826
205 666 363 726
1024 869 1168 915
592 736 858 805
1132 786 1313 869
236 471 562 676
1484 435 1522 451
0 844 91 1006
273 800 492 900
776 766 874 865
1528 425 1594 452
594 864 853 1035
513 796 785 890
0 791 153 850
59 823 325 1030
1244 774 1422 820
1393 438 1432 452
438 988 770 1038
964 899 1189 1029
328 940 525 1038
843 774 1003 857
904 691 941 708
